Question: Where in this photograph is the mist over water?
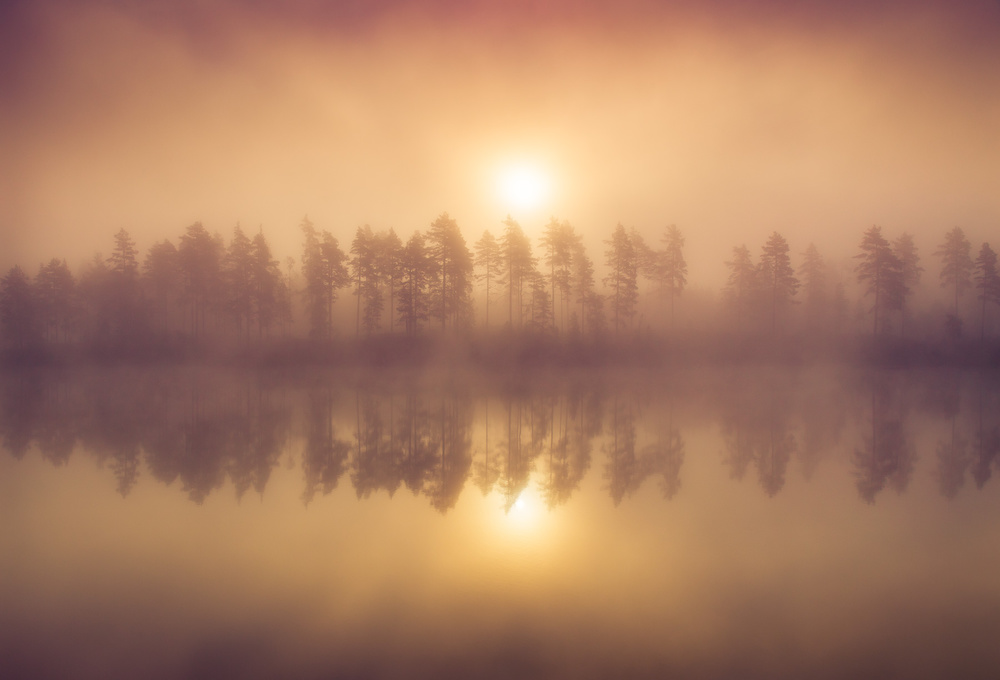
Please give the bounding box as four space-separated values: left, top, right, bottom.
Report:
3 366 1000 679
3 1 1000 678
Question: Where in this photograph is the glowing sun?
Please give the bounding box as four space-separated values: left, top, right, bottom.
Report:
497 164 550 211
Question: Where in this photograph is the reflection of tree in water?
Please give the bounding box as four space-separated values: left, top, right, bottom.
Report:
539 388 599 508
925 371 972 500
604 395 647 506
797 382 846 481
852 375 916 504
756 408 796 498
472 399 501 495
395 391 437 496
498 395 534 511
972 378 1000 489
301 385 350 506
0 371 45 460
936 418 970 499
228 388 290 502
422 392 473 513
719 375 796 497
471 385 599 510
6 368 1000 508
644 399 684 500
352 393 401 499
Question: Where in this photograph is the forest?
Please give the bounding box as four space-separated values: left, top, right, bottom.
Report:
1 214 998 365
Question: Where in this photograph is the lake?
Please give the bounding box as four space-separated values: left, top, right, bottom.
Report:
2 366 999 679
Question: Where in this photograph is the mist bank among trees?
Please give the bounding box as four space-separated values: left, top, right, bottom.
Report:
1 214 999 365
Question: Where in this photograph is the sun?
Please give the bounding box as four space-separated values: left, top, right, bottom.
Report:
497 164 551 212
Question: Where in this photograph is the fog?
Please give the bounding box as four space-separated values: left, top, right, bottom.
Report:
3 0 998 291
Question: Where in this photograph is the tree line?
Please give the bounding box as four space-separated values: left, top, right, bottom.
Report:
1 214 998 356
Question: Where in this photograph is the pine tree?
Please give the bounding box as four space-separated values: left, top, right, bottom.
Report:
142 240 180 334
603 223 639 336
758 232 799 334
798 244 827 333
0 266 38 349
249 230 284 338
379 229 403 334
855 226 904 337
301 217 348 340
397 231 431 336
473 230 502 328
539 218 575 332
224 224 254 339
935 226 974 316
974 242 1000 341
499 216 534 329
350 225 381 335
893 233 922 336
571 235 597 336
724 245 756 332
659 224 687 329
426 213 473 331
106 228 144 341
34 259 76 343
108 228 139 280
179 222 223 339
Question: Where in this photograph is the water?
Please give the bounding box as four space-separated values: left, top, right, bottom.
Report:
2 366 999 679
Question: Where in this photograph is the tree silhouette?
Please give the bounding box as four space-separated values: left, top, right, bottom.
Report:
935 226 974 317
301 217 349 340
249 230 287 337
499 216 535 329
426 213 474 331
893 233 922 336
378 228 403 333
108 228 139 280
658 224 687 328
350 225 382 335
178 222 223 339
798 244 827 334
539 218 575 332
224 224 254 339
855 226 905 336
603 223 639 336
527 270 553 332
0 266 39 349
34 259 76 343
397 231 431 336
107 228 144 342
142 240 180 334
723 245 756 332
571 235 602 336
974 243 1000 341
473 230 502 328
758 232 799 334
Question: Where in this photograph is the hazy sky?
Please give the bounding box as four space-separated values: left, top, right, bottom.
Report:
2 0 998 285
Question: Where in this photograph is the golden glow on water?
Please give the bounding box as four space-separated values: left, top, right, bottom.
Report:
3 369 1000 678
490 485 555 545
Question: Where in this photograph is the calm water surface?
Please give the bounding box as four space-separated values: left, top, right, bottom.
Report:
2 367 999 679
